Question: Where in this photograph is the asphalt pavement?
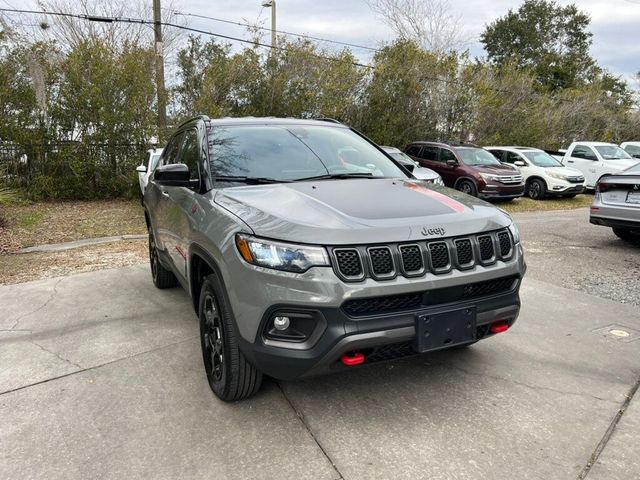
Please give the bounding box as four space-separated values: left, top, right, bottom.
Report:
1 207 639 480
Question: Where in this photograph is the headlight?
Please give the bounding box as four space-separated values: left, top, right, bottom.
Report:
547 170 567 181
479 173 501 182
235 234 330 273
508 222 521 244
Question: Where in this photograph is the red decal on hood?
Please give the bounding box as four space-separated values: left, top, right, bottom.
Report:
405 182 466 213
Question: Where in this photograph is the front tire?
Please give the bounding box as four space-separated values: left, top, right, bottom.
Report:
527 179 546 200
148 226 177 289
199 274 263 401
456 180 477 197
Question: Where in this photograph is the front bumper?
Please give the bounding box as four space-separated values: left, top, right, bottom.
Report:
479 183 525 200
227 244 526 380
238 285 522 380
547 182 585 195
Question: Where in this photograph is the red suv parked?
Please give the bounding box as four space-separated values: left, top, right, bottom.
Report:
405 141 525 200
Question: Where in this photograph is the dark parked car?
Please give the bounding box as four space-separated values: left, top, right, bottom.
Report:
405 141 525 200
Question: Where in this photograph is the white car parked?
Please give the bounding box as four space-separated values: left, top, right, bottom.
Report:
561 142 640 189
620 141 640 159
136 148 163 195
485 146 585 200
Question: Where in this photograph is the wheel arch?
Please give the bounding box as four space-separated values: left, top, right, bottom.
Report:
453 176 478 189
188 245 224 314
526 175 548 188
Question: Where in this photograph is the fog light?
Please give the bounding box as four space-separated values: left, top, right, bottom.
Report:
273 316 290 331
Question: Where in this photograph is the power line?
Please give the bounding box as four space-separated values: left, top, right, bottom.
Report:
167 10 381 53
0 7 374 69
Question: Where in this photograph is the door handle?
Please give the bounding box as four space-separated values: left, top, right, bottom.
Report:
161 190 170 197
567 160 574 163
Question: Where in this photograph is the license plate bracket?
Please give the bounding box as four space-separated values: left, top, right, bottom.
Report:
626 191 640 204
415 307 476 353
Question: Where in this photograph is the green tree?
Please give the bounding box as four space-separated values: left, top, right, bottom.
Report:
480 0 595 90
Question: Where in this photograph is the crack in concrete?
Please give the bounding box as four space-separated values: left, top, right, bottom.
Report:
30 340 84 370
9 277 63 330
432 361 616 404
0 336 197 397
276 382 345 480
577 375 640 479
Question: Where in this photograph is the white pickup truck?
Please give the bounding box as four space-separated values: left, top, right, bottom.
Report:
562 142 640 189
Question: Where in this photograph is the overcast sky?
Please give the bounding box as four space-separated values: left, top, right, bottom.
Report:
4 0 639 82
174 0 640 82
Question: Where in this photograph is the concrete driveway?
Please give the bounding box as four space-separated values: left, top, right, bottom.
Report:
1 211 639 479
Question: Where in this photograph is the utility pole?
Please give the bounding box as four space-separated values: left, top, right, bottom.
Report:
262 0 276 49
153 0 167 135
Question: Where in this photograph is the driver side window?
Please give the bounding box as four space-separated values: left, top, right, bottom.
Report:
572 146 597 160
440 149 456 163
505 152 522 164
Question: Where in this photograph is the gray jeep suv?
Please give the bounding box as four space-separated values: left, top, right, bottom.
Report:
144 116 526 401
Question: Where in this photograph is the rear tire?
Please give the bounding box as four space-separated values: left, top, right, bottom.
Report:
613 228 639 242
456 180 477 197
527 179 546 200
199 273 263 401
148 226 178 289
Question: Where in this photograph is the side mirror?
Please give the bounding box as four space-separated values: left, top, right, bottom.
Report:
154 163 195 187
446 159 458 167
514 160 526 167
136 165 147 173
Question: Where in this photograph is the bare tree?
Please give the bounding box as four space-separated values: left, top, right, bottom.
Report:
34 0 184 52
366 0 467 53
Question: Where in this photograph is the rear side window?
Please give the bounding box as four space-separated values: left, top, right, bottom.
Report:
177 129 201 182
405 145 422 157
420 146 439 161
488 150 504 161
504 152 521 164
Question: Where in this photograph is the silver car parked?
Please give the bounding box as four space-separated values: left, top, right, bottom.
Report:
590 163 640 241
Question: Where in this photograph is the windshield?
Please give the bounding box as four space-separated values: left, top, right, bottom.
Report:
389 151 416 166
594 145 633 160
457 148 502 166
208 125 407 181
523 151 562 167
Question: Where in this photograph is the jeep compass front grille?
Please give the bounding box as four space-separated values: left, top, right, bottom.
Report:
497 231 512 258
399 245 423 273
428 242 450 270
369 247 394 276
478 235 495 262
330 228 513 282
334 249 363 278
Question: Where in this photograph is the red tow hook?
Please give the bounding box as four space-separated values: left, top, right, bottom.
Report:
341 351 365 366
490 320 510 334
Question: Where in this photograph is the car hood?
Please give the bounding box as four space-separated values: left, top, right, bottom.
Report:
412 167 440 181
544 166 584 177
470 163 519 174
214 178 512 245
601 159 640 170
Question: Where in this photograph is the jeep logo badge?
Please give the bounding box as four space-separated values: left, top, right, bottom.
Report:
421 227 446 237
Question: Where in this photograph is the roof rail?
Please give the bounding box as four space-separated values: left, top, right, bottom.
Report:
445 140 479 148
312 117 342 124
177 115 211 129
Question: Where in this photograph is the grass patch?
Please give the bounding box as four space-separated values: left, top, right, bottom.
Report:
496 194 593 213
0 199 146 251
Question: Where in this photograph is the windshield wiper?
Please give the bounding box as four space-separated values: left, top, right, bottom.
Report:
294 172 375 182
213 176 291 185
